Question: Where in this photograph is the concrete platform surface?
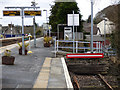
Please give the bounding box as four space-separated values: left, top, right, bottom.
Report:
33 57 73 89
1 37 73 90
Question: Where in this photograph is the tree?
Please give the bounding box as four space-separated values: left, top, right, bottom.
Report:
94 4 120 59
87 15 98 24
15 25 21 34
49 1 83 32
87 15 91 23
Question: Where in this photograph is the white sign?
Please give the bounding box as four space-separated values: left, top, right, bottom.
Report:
67 14 79 26
64 27 72 40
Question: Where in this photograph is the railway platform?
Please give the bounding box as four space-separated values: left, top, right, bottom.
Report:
0 37 73 89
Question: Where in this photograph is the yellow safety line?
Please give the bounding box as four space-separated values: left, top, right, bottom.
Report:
33 57 51 89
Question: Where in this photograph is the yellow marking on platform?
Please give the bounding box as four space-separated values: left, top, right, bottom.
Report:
33 81 48 88
40 68 50 73
33 57 52 88
0 44 18 54
36 72 49 81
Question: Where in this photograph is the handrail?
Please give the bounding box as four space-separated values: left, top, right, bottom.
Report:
57 40 99 43
54 39 103 57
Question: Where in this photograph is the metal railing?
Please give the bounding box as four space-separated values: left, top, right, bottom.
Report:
54 38 103 57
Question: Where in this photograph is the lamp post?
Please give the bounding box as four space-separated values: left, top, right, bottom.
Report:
91 0 93 53
31 0 38 48
104 18 107 47
43 9 47 23
43 9 48 36
73 11 75 53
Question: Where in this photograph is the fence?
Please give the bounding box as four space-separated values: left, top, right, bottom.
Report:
54 39 103 57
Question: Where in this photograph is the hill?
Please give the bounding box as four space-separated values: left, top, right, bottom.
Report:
94 4 120 24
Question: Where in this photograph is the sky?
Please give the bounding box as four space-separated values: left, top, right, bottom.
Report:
0 0 113 26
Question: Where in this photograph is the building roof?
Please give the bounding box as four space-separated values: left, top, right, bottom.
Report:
83 22 98 35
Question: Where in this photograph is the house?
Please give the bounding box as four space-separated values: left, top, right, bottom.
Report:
97 18 115 35
2 24 43 38
2 24 19 35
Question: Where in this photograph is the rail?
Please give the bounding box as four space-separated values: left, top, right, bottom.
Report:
98 74 114 90
72 74 114 90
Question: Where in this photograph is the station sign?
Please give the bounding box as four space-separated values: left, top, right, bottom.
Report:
24 10 41 16
3 10 20 16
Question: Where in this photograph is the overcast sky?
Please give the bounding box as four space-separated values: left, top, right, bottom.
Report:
0 0 113 26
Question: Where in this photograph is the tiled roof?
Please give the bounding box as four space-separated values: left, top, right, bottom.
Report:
83 22 98 35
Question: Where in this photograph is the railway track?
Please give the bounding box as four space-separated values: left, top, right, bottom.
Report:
72 73 114 90
0 37 29 47
98 74 114 90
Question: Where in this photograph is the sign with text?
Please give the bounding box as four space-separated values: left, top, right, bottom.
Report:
3 11 20 16
24 10 41 16
67 14 79 26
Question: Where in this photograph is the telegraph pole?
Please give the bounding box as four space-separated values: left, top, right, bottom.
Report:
21 8 25 55
5 6 40 55
43 9 48 36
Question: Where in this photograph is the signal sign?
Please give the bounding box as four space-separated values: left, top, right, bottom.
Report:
3 11 20 16
24 10 41 16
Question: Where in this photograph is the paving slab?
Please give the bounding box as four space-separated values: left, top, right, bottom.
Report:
1 38 53 89
47 58 67 88
1 37 73 89
33 57 51 88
